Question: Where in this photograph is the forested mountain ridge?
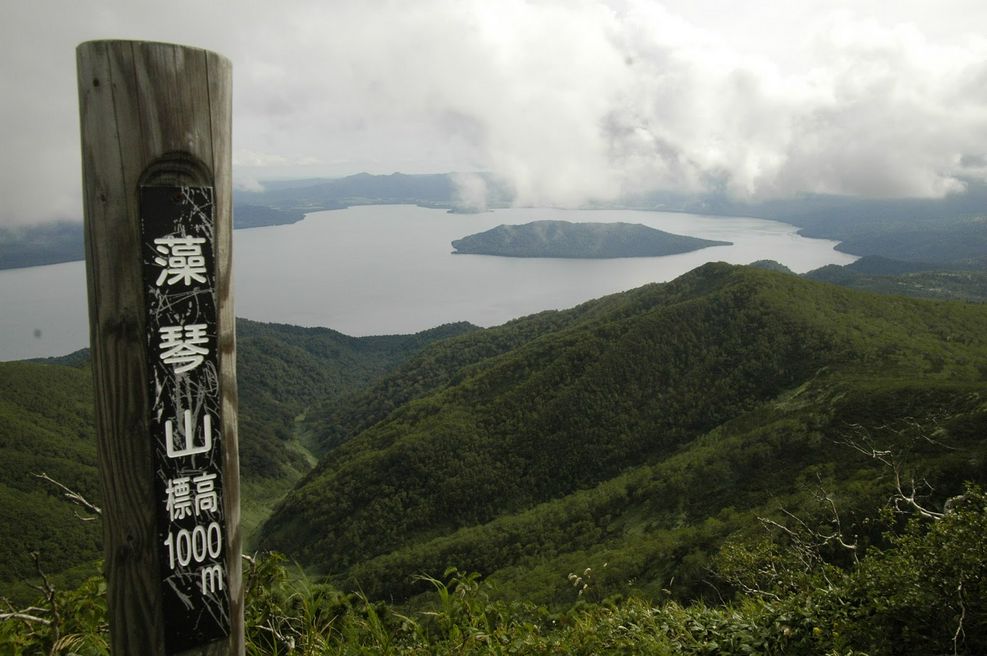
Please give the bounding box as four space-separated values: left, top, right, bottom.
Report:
259 263 987 603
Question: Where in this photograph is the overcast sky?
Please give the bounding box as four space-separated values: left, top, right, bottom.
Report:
2 0 986 226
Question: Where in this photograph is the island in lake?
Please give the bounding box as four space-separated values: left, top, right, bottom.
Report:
451 220 732 258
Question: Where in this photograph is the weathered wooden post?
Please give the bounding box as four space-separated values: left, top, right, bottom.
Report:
76 41 243 655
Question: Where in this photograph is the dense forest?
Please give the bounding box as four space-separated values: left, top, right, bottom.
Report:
2 263 986 654
0 318 474 597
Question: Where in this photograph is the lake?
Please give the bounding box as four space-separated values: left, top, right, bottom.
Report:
0 205 856 361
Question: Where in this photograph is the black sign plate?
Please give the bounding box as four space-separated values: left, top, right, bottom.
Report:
140 186 230 653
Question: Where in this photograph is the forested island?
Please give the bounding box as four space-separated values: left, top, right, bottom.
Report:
451 220 731 258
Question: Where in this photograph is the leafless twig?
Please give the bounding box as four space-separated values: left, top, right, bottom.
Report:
953 576 966 656
32 472 102 521
839 429 945 521
0 611 51 625
28 552 60 656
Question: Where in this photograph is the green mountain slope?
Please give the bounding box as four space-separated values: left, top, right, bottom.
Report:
342 375 987 604
235 318 477 536
0 360 100 587
258 263 987 603
0 319 474 591
236 318 476 477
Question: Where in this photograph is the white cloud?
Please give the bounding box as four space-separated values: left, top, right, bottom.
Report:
233 149 322 169
451 173 489 212
234 177 265 193
2 0 986 224
594 3 987 200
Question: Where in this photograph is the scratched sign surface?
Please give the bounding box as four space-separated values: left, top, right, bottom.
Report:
140 186 230 653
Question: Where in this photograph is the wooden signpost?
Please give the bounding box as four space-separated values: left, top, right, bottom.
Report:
76 41 243 655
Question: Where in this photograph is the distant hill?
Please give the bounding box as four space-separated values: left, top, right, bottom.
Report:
0 205 305 271
259 263 987 604
229 204 306 229
451 220 730 258
805 256 987 301
612 179 987 271
0 318 475 596
0 222 85 270
233 171 513 213
727 182 987 269
735 257 987 303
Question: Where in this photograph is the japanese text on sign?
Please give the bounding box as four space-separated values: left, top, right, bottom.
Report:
140 185 230 654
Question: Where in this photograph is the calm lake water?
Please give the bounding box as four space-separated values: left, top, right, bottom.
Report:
0 205 856 361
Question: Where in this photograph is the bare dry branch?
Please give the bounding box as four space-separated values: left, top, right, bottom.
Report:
30 552 60 656
0 611 51 625
32 472 102 519
954 577 966 656
812 478 859 563
839 429 945 521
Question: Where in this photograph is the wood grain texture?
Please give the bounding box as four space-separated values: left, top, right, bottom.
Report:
77 40 242 656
